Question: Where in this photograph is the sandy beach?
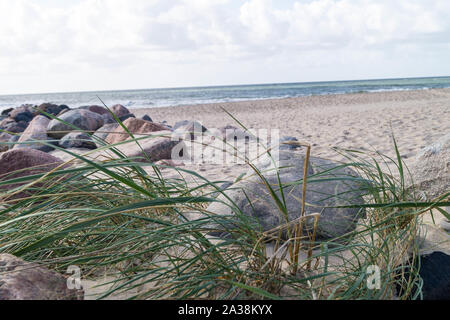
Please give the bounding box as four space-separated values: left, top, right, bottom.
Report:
134 88 450 167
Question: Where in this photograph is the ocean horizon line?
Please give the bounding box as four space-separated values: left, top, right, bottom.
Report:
1 75 450 111
1 75 450 97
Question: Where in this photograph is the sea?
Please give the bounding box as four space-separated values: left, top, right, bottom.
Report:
1 76 450 111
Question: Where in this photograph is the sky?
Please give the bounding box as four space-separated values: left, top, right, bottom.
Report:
0 0 449 95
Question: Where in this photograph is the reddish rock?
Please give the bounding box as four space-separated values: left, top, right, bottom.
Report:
14 115 52 152
0 149 64 201
105 118 169 144
86 105 110 116
111 104 131 118
0 254 84 300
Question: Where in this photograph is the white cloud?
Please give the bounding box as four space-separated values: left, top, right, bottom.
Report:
0 0 449 94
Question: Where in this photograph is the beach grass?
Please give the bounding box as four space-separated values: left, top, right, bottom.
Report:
0 111 449 300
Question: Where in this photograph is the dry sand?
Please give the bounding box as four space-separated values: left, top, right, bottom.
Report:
134 88 450 167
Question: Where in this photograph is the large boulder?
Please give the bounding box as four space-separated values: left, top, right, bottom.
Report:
9 105 35 123
47 109 104 139
111 104 131 118
410 134 449 200
105 118 169 144
59 132 97 150
35 103 69 118
0 254 84 300
13 115 53 152
200 151 366 240
0 149 64 201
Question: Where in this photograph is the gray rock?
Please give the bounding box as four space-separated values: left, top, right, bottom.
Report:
35 103 69 118
410 133 450 200
396 251 450 300
201 151 366 241
47 109 104 139
59 132 97 150
118 113 135 122
142 115 153 122
10 105 35 123
0 118 28 133
0 254 83 300
101 113 116 124
14 115 53 152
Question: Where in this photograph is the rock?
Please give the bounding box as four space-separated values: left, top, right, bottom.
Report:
35 103 69 118
0 132 13 152
118 113 135 122
13 115 53 152
1 108 13 117
93 123 119 147
200 151 366 240
83 105 109 116
410 133 450 200
56 108 70 117
115 131 184 162
10 105 35 123
47 109 104 139
396 251 450 300
105 118 169 144
0 149 64 201
59 132 97 150
111 104 130 118
101 113 116 124
142 115 153 122
0 118 28 133
8 134 20 145
0 254 83 300
174 120 208 140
